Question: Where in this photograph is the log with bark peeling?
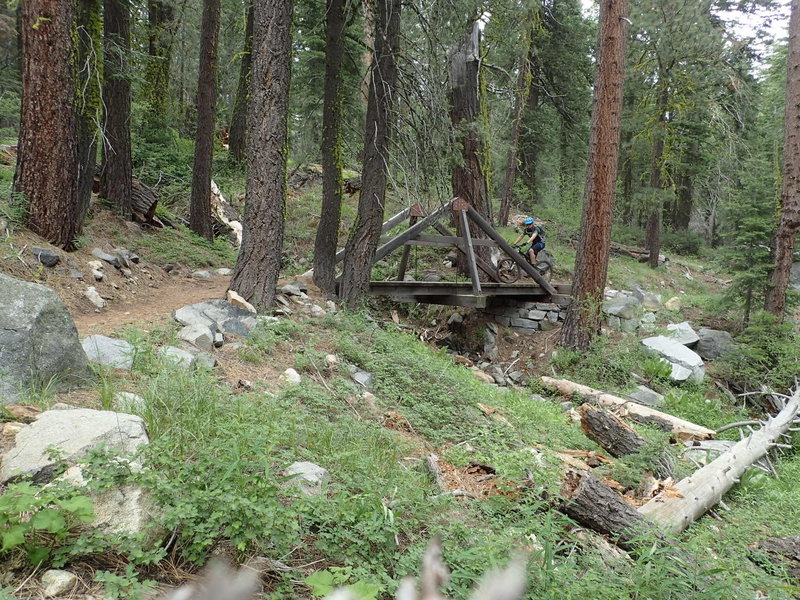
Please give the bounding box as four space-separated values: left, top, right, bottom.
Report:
638 387 800 534
540 377 715 441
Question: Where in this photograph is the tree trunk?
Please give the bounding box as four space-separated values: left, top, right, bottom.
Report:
228 1 253 164
100 0 133 219
639 387 800 534
228 0 293 311
339 0 401 307
449 19 491 274
14 0 83 250
540 377 715 441
189 0 221 241
313 0 348 295
671 171 693 230
499 31 533 227
519 53 541 201
145 0 176 125
765 0 800 317
75 0 102 231
558 0 629 351
645 86 667 269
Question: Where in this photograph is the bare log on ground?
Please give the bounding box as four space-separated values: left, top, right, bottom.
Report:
425 454 448 493
541 377 715 441
638 387 800 534
210 179 242 245
131 178 161 225
578 404 673 478
609 241 667 265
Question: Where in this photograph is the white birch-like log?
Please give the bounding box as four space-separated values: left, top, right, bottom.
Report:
540 377 715 440
638 387 800 534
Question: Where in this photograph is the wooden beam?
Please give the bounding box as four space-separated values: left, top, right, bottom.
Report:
334 206 412 265
431 221 501 282
397 214 419 281
378 234 498 247
465 205 558 295
458 208 482 295
372 202 453 264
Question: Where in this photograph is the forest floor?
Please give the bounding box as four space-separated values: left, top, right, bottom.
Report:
2 196 800 600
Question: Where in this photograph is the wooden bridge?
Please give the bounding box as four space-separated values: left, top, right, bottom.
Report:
336 198 572 308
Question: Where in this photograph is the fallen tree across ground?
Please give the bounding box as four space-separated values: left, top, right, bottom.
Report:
540 377 715 441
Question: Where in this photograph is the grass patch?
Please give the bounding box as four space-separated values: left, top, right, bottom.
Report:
129 225 236 269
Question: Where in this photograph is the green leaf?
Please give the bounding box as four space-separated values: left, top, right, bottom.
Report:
347 580 382 600
1 524 27 552
31 508 66 534
56 495 95 522
304 570 336 597
27 546 49 565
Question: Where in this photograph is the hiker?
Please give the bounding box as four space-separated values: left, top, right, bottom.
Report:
512 217 545 264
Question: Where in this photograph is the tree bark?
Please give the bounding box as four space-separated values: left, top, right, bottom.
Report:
228 0 293 311
339 0 401 307
14 0 83 249
313 0 348 295
765 0 800 317
189 0 221 241
145 0 176 124
228 1 253 164
558 0 629 350
540 377 715 441
498 28 533 227
100 0 133 219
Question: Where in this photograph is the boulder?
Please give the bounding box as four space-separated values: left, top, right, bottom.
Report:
31 246 60 267
0 273 89 403
666 321 699 346
174 299 257 336
602 295 641 320
284 461 329 497
91 248 119 267
192 270 213 279
641 335 705 382
41 570 77 597
216 268 233 276
0 408 148 483
280 283 304 296
178 324 215 352
82 335 135 370
159 346 197 369
634 288 662 311
195 353 217 369
696 328 735 360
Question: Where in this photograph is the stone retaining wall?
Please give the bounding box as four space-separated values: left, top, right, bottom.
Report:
482 301 566 334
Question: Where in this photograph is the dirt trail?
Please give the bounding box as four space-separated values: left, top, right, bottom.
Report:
73 276 231 336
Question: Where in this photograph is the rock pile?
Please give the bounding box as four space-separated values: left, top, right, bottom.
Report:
483 301 565 334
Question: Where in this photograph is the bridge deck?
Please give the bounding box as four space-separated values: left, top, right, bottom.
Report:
364 280 572 308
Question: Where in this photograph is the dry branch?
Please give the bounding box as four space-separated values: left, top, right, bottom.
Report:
540 377 715 441
638 387 800 534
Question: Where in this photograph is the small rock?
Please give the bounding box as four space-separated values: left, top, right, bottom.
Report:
603 296 641 319
527 310 547 320
87 260 104 270
325 354 338 368
84 286 107 309
2 422 25 437
179 324 215 352
640 312 656 324
50 403 77 410
120 267 133 278
216 268 233 276
158 346 196 369
448 312 464 325
69 268 83 279
91 269 104 281
282 368 302 384
237 379 253 390
41 569 77 597
471 369 496 385
696 328 735 361
620 318 638 332
92 248 119 268
608 315 622 330
192 270 213 279
664 296 682 311
213 332 224 347
284 461 329 497
351 369 374 390
82 335 135 370
227 289 256 313
309 304 326 317
275 295 291 307
280 283 304 296
423 272 442 282
508 370 525 383
634 288 662 311
325 300 337 313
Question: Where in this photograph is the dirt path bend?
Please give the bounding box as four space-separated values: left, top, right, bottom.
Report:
73 276 230 336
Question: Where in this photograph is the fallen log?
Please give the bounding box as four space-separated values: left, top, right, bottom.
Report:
541 377 715 441
638 386 800 534
578 404 673 478
210 179 242 246
609 241 667 266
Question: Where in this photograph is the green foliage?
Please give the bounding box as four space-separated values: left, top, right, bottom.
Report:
0 481 94 566
129 225 236 269
94 565 156 600
550 337 652 389
305 567 382 599
661 229 705 256
714 312 799 394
